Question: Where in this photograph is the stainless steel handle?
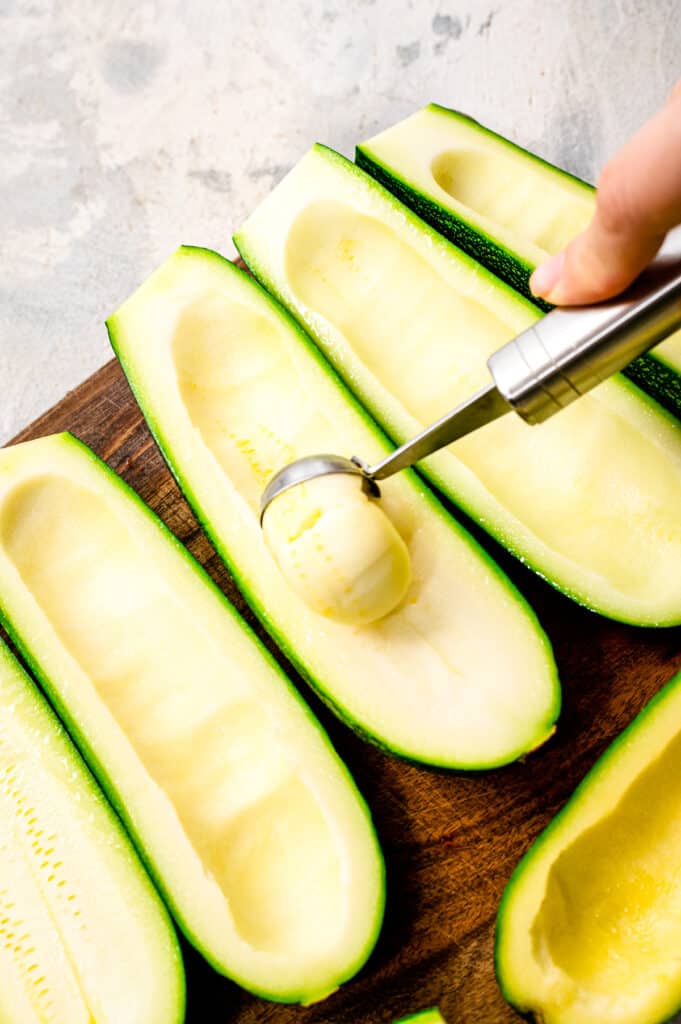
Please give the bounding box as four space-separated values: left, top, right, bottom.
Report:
488 225 681 423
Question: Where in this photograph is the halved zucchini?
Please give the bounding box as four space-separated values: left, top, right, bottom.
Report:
356 103 681 415
0 434 384 1004
496 668 681 1024
234 145 681 626
0 639 183 1024
107 246 559 769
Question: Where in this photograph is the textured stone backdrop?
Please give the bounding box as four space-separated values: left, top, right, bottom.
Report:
1 0 678 441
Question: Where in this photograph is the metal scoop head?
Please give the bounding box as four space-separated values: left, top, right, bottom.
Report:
260 453 380 524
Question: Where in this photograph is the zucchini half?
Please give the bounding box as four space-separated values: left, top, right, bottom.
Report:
0 639 183 1024
496 669 681 1024
0 434 384 1004
234 145 681 626
356 103 681 416
107 246 559 770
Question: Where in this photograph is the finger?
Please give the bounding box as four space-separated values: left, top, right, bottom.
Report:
531 85 681 305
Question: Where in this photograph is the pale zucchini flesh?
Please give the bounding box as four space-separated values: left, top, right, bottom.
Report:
0 640 183 1024
234 145 681 626
0 434 384 1004
107 246 559 769
356 103 681 414
496 669 681 1024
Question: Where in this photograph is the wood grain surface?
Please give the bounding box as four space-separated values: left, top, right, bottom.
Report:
9 356 681 1024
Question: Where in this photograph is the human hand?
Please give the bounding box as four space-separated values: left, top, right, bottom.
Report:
530 81 681 306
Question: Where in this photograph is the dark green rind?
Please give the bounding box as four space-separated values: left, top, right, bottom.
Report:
0 639 186 1024
0 432 385 1005
235 145 681 627
622 352 681 421
107 246 560 771
356 103 681 419
495 668 681 1023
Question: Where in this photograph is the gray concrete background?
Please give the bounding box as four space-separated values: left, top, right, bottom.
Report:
1 0 678 442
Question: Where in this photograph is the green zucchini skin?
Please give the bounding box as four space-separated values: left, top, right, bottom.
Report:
0 638 186 1024
621 351 681 422
0 433 385 1004
495 668 681 1023
108 246 560 772
392 1009 447 1023
356 103 681 419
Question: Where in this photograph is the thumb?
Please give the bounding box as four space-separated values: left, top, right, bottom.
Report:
531 82 681 306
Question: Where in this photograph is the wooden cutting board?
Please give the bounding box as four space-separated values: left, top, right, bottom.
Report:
9 353 681 1024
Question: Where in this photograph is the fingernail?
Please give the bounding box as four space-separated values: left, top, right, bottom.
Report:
530 252 564 298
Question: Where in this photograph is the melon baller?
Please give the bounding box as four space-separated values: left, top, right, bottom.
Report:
260 227 681 522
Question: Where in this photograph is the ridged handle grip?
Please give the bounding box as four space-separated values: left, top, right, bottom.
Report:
487 225 681 423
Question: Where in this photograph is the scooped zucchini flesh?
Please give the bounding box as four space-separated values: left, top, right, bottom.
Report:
0 639 183 1024
496 669 681 1024
262 472 412 625
234 144 681 626
356 103 681 410
0 434 384 1004
107 245 559 769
